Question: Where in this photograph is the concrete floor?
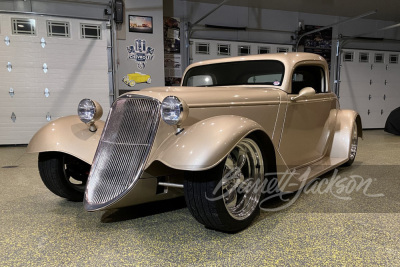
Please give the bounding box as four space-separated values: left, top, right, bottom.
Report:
1 130 400 266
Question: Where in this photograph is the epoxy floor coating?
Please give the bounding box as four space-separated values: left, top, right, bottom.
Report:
1 130 400 265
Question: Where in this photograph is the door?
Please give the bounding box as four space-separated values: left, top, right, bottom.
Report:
279 64 336 168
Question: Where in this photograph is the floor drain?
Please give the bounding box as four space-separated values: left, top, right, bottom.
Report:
2 165 18 169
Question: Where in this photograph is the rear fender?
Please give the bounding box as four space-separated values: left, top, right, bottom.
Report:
329 110 362 159
27 115 104 164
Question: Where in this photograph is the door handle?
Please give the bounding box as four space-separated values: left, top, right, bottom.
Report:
383 94 386 100
369 80 372 85
381 109 384 115
369 94 372 100
368 109 370 115
385 80 388 85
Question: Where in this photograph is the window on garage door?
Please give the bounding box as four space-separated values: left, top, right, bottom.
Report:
12 18 36 35
47 21 70 38
80 23 101 39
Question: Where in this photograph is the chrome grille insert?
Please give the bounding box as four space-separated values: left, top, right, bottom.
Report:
85 95 161 210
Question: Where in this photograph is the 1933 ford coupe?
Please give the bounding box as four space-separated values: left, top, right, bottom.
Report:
28 53 362 232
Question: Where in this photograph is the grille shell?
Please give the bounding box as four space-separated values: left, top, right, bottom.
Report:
85 95 161 210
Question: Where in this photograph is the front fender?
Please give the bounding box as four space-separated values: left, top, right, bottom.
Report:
27 115 104 164
329 109 362 159
147 115 266 171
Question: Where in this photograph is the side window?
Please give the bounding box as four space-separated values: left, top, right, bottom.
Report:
291 65 326 94
186 75 214 86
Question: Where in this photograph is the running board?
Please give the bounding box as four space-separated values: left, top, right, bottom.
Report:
279 157 348 192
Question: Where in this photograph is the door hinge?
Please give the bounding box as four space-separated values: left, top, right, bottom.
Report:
4 36 10 46
43 63 48 73
44 88 50 98
40 37 46 48
11 112 16 122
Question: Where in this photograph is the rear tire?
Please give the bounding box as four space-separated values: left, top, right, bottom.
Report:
38 152 90 201
184 138 265 232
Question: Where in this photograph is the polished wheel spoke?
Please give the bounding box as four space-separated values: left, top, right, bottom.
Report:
222 138 264 221
235 148 247 171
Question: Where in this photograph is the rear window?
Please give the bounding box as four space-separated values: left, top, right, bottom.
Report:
183 60 284 87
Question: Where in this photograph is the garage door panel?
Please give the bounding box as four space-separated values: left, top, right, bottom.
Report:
340 49 400 128
0 14 110 144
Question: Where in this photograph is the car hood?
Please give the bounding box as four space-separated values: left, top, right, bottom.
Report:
120 86 285 107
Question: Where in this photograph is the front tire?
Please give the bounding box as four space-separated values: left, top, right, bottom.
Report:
184 138 265 232
38 152 90 201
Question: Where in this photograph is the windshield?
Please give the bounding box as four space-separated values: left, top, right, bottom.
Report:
182 60 284 87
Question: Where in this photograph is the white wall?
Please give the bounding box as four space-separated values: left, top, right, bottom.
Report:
166 0 400 51
116 0 165 92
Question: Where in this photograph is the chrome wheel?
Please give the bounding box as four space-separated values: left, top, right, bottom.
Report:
221 138 264 221
349 123 358 161
343 123 358 166
184 136 265 232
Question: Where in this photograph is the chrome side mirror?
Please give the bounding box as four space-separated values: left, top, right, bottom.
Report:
291 87 316 101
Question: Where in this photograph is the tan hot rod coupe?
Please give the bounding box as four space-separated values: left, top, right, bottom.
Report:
28 53 362 232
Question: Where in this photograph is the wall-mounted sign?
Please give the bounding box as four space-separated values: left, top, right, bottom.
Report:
127 39 155 69
129 15 153 34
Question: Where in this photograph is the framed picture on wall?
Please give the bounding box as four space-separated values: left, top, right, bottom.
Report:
129 15 153 34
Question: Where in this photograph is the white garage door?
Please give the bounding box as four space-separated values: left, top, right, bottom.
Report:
0 13 111 144
339 49 400 128
191 38 292 63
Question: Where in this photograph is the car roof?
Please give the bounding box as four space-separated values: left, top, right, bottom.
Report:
186 52 327 70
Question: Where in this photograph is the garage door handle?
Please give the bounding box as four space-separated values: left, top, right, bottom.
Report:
385 80 388 85
369 80 372 85
7 62 12 72
381 109 384 115
383 94 386 100
368 109 370 115
369 94 372 100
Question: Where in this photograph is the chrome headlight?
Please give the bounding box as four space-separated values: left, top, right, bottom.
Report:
77 99 103 124
161 96 189 126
